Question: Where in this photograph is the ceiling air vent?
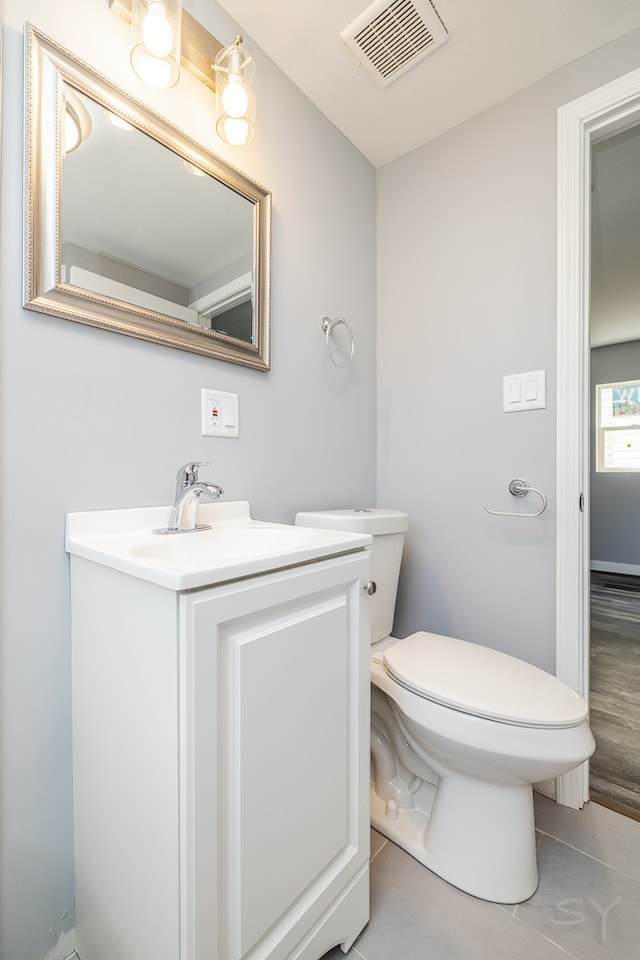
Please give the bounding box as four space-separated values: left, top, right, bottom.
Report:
341 0 448 87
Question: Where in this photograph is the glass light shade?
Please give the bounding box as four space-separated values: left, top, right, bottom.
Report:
64 110 81 153
63 91 92 154
108 113 135 132
215 36 255 146
182 159 207 177
130 0 182 90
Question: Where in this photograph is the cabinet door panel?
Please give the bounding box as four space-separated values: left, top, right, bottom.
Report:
182 556 369 960
230 592 350 954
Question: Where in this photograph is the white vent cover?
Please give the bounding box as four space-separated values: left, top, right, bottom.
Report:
341 0 448 87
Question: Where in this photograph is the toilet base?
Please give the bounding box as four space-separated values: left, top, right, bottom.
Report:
370 771 538 903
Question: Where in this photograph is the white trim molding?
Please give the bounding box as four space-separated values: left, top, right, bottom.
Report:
556 66 640 808
188 272 253 321
591 560 640 577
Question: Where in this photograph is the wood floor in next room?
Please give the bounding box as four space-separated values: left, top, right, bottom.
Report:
590 571 640 818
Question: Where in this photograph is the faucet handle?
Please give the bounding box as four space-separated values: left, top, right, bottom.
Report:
175 461 210 499
176 461 210 484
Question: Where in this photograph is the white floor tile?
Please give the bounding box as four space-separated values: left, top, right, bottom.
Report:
515 835 640 960
534 794 640 883
320 798 640 960
352 840 575 960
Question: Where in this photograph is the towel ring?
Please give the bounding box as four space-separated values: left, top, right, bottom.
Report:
484 478 547 518
321 316 354 368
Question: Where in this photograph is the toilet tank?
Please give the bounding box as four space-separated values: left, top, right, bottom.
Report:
295 509 408 643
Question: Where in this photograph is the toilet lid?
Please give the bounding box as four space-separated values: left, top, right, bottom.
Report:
382 632 588 728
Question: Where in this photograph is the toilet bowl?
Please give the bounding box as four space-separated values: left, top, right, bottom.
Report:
295 508 595 904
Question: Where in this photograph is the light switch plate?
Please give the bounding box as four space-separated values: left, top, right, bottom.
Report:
201 388 239 438
503 370 546 412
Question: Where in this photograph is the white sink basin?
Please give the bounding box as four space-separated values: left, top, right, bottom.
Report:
66 500 371 590
132 525 325 566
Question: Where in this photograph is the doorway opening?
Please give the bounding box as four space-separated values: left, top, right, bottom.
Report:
589 134 640 816
556 66 640 810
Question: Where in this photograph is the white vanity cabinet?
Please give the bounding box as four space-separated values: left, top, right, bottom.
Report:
70 534 370 960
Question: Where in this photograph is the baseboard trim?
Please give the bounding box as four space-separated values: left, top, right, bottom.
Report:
591 560 640 577
591 791 640 823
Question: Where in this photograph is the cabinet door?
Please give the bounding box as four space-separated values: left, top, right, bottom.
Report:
179 553 370 960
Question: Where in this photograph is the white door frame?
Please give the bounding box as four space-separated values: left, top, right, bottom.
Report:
556 67 640 808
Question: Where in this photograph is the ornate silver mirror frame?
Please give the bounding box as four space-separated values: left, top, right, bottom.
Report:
23 25 272 370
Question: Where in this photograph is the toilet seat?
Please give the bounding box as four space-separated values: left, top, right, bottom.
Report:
381 631 588 729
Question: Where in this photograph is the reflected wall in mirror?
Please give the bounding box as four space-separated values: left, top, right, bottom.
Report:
24 25 272 370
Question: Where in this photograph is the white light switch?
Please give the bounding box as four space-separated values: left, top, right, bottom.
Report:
509 381 522 404
201 388 239 437
503 370 546 412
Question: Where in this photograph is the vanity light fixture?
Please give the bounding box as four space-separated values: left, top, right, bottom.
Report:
110 0 257 145
64 91 92 154
214 35 256 146
108 112 135 131
130 0 182 89
182 159 207 177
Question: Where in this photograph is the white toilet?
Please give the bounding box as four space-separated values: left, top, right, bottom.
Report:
295 508 595 904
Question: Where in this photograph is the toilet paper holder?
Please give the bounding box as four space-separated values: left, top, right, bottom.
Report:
484 478 547 518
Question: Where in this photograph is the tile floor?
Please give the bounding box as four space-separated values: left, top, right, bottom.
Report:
322 793 640 960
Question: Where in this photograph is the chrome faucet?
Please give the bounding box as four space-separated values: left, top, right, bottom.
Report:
154 462 224 535
174 461 210 503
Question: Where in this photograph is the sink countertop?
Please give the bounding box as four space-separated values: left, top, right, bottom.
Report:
65 501 371 590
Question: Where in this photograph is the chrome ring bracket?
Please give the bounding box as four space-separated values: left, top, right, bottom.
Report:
484 478 548 518
321 316 354 368
508 478 529 497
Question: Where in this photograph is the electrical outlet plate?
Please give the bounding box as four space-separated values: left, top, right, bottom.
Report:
201 389 239 438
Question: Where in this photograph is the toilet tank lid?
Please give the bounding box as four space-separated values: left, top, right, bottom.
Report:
295 508 408 535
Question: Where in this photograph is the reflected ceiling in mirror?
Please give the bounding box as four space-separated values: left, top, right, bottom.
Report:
24 25 271 370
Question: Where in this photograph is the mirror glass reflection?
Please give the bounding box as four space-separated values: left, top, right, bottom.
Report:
61 85 255 343
24 25 271 370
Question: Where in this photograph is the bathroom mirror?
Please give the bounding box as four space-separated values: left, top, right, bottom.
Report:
24 25 272 370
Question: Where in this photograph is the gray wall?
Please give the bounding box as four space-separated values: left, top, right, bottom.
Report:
5 2 640 957
0 1 377 958
378 27 640 670
590 341 640 569
591 126 640 347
